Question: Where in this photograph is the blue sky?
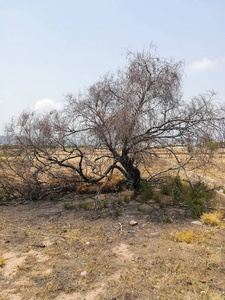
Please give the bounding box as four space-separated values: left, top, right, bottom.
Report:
1 0 225 134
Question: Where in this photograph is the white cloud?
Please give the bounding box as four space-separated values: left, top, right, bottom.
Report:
34 98 62 112
187 57 218 72
0 100 3 104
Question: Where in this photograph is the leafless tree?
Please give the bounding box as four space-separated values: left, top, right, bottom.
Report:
1 47 223 201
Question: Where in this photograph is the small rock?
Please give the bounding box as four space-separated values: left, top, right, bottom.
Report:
85 241 90 245
191 221 203 226
219 189 224 193
149 232 160 237
80 271 87 277
129 220 138 226
168 248 172 252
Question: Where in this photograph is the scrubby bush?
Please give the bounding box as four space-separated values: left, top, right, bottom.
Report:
140 181 155 202
79 200 93 211
161 176 213 217
182 181 213 217
160 176 182 202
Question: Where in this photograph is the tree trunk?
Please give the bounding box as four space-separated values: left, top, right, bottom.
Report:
120 155 141 191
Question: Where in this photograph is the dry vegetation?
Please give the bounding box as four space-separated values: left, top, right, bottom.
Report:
2 46 225 299
0 193 225 300
0 149 225 299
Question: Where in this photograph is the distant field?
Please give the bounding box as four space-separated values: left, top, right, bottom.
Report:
1 147 225 191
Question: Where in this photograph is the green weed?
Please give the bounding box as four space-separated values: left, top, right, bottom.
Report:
137 205 147 213
117 195 130 205
23 230 30 237
161 177 212 217
63 202 74 210
140 181 155 202
115 207 123 216
164 216 173 223
79 200 93 211
99 197 109 209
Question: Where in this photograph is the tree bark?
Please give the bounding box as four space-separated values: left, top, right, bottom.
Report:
120 155 141 191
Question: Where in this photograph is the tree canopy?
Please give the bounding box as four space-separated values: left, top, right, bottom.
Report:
3 47 222 197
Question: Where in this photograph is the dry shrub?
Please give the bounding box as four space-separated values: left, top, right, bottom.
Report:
201 211 224 227
75 174 124 194
76 182 89 193
175 230 195 243
100 174 124 192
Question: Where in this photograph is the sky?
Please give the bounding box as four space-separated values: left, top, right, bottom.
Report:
1 0 225 134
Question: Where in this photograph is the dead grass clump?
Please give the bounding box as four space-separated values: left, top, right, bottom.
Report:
201 211 224 227
0 254 4 266
175 230 195 243
76 174 124 194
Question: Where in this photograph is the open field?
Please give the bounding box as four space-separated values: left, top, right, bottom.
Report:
2 146 225 193
0 191 225 300
1 149 225 299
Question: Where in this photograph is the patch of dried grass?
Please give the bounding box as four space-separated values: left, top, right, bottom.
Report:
175 230 195 243
0 253 4 266
201 211 224 227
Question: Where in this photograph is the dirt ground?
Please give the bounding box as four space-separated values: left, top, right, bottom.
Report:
0 192 225 300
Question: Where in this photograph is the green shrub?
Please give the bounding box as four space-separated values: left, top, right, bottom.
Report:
123 195 130 203
117 197 125 205
117 178 133 191
117 195 130 205
137 205 147 213
161 176 212 217
181 181 212 217
164 216 173 223
140 181 155 202
0 189 12 200
160 176 182 203
161 184 173 196
115 207 123 216
46 192 58 201
100 197 109 208
172 176 183 203
63 202 74 210
187 144 193 153
79 200 93 211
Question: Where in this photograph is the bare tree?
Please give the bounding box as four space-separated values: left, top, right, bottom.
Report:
2 47 222 199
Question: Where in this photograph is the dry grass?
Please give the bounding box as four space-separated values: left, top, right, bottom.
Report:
201 211 224 227
174 229 195 243
0 195 225 300
2 147 225 199
0 253 4 266
1 148 225 299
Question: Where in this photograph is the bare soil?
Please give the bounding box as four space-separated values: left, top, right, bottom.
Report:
0 192 225 300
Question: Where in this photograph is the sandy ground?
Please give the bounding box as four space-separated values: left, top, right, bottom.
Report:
0 192 225 300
